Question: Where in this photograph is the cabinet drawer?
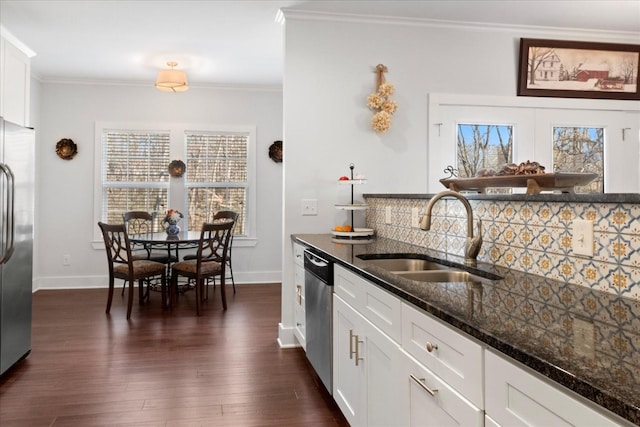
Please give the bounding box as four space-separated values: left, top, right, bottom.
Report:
293 243 305 267
335 264 401 342
334 264 364 307
485 350 625 427
400 349 483 427
402 302 483 408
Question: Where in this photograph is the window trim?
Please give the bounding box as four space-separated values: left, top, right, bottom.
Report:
93 122 257 246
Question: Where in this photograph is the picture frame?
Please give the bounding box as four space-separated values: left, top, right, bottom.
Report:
517 38 640 101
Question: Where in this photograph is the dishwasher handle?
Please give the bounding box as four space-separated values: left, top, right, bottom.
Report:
304 250 333 284
305 251 328 268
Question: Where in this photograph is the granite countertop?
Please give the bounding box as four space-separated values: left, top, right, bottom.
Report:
293 234 640 426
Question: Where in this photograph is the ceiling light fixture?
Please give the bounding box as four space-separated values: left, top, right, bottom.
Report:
155 61 189 92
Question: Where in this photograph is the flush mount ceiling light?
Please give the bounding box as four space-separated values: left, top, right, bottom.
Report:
155 61 189 92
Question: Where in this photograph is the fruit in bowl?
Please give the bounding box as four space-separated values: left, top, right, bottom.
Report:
334 225 352 232
338 176 350 181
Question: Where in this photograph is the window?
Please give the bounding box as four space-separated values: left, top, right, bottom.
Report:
95 123 256 241
101 130 169 230
456 124 513 178
428 94 639 193
553 126 604 193
186 132 248 235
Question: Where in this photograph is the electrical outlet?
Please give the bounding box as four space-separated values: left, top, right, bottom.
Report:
572 219 594 257
411 207 420 228
385 206 392 224
63 254 71 266
301 199 317 216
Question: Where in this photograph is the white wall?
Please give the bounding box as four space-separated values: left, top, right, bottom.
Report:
278 12 640 345
35 82 283 289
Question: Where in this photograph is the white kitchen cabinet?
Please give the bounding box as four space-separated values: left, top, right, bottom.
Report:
399 348 483 427
0 34 32 127
293 243 306 349
333 293 403 427
402 302 483 408
485 350 629 427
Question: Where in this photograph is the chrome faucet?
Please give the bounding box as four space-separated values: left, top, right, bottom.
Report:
420 190 482 265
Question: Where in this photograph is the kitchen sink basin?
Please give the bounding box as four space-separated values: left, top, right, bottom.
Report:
395 270 488 283
357 254 503 282
359 257 455 273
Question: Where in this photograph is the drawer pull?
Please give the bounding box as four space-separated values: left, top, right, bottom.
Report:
425 342 438 352
410 374 438 397
296 285 302 305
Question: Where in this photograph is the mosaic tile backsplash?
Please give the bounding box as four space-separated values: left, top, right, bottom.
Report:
365 196 640 300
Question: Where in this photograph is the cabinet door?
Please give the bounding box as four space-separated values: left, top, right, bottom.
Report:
0 37 30 127
402 302 483 408
362 313 403 427
333 294 366 426
485 350 623 427
400 349 483 427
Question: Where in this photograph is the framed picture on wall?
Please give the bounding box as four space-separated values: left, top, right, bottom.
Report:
517 38 640 100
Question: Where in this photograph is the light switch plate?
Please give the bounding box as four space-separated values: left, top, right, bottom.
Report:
572 219 594 257
385 206 392 224
301 199 317 216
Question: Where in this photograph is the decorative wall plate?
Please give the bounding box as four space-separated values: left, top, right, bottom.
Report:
269 140 283 163
55 138 78 160
168 160 186 178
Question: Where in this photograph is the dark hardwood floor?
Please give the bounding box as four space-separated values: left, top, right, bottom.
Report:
0 283 348 427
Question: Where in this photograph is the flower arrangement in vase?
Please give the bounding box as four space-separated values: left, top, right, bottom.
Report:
163 209 183 237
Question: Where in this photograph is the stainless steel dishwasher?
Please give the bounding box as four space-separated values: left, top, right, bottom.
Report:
304 249 333 394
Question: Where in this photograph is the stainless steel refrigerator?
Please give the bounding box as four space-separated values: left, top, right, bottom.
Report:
0 116 34 375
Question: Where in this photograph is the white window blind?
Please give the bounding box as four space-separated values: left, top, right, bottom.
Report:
185 132 248 235
101 130 170 227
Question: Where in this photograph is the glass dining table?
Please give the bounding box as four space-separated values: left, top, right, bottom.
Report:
129 230 202 270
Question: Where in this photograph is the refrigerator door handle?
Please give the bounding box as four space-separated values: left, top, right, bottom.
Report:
0 162 15 264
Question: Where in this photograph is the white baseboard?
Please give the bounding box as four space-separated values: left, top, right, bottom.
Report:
277 322 301 348
34 271 282 291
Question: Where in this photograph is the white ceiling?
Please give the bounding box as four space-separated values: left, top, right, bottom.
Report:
1 0 638 88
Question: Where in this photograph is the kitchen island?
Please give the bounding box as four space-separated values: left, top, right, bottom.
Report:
294 234 640 426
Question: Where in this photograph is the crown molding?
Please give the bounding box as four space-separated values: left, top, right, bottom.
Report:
279 8 640 42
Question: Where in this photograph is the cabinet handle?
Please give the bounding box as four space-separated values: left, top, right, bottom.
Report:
410 374 438 397
354 336 364 366
425 342 438 352
296 285 302 305
349 329 356 360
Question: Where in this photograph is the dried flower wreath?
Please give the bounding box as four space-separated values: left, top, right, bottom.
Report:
366 64 397 133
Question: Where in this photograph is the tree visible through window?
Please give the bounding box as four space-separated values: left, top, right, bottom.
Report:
456 124 513 177
553 127 604 193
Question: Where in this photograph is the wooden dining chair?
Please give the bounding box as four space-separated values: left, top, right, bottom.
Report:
170 220 234 315
98 222 168 319
183 210 238 293
123 211 177 263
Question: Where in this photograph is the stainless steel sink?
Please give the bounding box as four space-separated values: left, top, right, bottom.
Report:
395 270 487 283
357 254 503 282
360 258 455 273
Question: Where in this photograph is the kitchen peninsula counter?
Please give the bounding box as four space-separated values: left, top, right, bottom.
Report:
293 234 640 425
